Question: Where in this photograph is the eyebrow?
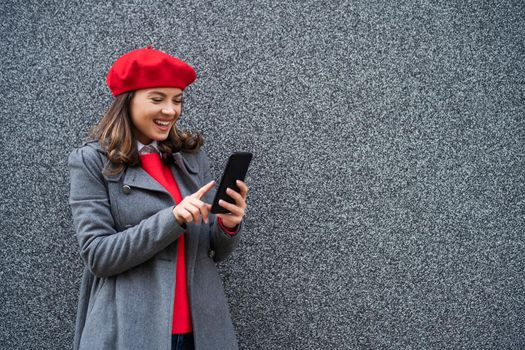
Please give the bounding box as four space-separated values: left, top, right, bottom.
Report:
147 91 183 98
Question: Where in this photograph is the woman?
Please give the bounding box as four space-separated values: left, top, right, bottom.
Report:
68 46 248 350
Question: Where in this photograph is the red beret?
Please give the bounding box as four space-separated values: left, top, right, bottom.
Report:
106 46 197 96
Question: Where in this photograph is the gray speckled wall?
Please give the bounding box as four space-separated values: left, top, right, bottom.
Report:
1 0 523 349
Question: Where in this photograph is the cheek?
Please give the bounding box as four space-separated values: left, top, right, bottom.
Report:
130 113 145 129
131 106 156 124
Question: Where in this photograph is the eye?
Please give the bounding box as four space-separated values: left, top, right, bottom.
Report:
151 98 163 103
174 98 183 104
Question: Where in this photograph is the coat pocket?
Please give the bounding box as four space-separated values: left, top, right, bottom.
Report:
80 277 117 349
86 276 108 320
80 262 174 349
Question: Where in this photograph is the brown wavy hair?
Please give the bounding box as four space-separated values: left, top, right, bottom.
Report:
87 91 204 177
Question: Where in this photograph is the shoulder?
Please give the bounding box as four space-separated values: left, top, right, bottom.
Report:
67 139 108 175
179 147 210 173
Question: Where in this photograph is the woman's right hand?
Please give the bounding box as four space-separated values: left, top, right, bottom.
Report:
172 180 215 226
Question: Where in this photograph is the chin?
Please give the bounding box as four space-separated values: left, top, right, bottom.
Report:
153 133 170 142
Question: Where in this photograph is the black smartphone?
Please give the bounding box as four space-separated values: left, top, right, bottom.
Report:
211 152 253 214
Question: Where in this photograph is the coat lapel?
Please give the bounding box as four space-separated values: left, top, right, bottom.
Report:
122 165 170 195
171 152 199 197
171 152 200 292
121 152 200 197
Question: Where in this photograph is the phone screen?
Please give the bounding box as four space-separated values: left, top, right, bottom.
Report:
211 152 253 214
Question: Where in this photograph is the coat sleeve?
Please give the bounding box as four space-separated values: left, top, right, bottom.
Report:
199 150 243 262
68 146 186 278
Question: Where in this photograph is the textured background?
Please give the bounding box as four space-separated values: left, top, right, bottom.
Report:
1 0 524 349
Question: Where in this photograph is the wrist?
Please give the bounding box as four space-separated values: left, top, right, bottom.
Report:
218 216 238 231
172 207 186 226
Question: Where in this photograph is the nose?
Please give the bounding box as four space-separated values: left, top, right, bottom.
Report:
161 105 177 117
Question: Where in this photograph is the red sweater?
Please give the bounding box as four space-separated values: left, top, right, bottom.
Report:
139 152 236 334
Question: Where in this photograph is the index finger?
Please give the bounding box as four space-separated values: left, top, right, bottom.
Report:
193 180 215 199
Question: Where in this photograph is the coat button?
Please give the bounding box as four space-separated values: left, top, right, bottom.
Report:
208 249 216 259
122 185 131 194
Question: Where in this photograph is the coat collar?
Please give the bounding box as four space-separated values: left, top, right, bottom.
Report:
85 139 200 198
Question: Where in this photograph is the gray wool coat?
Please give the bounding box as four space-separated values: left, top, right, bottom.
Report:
67 140 242 350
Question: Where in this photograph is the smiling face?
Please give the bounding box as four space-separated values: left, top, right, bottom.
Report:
129 87 184 144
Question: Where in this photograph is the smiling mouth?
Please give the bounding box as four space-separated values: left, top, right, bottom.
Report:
154 119 172 126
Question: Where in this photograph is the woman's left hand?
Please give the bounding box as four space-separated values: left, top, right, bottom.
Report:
217 180 249 229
